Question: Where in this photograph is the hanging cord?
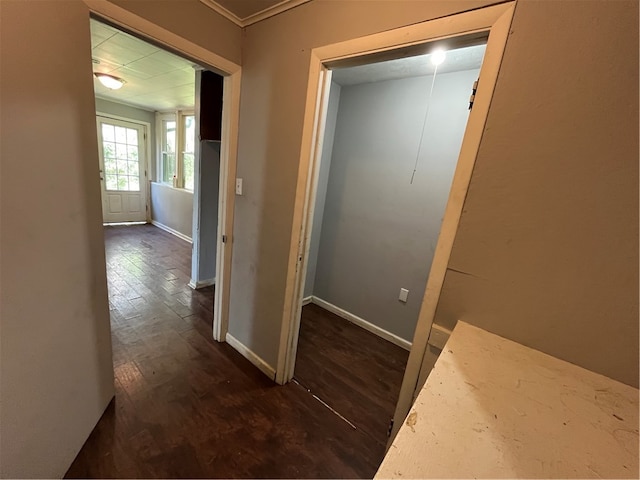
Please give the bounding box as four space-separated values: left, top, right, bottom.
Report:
410 64 439 184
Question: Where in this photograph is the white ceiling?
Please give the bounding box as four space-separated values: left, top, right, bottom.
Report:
91 19 195 112
332 44 487 87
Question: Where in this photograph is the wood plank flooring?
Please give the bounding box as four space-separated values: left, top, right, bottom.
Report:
294 303 409 445
65 224 407 478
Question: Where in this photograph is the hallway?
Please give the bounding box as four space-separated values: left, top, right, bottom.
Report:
65 224 385 478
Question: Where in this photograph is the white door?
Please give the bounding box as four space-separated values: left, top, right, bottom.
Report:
97 116 147 223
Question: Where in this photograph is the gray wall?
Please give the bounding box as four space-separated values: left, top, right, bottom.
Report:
304 82 341 298
150 183 194 239
95 97 156 175
310 70 478 342
193 140 221 282
1 1 114 476
231 0 638 387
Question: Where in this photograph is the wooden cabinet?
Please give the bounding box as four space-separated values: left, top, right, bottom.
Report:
199 70 223 141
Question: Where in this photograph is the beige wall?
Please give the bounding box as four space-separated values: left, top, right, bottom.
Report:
107 0 242 66
229 0 498 369
434 0 639 387
0 1 114 477
230 0 639 386
0 0 241 477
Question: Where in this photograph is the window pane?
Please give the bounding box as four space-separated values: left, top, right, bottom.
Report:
116 160 127 175
116 143 127 160
162 153 175 183
102 124 115 142
127 145 138 161
183 153 194 191
104 158 117 174
127 161 139 176
126 128 138 145
184 115 195 153
103 141 116 158
164 120 176 153
115 126 127 143
105 174 118 190
129 176 140 191
117 176 129 190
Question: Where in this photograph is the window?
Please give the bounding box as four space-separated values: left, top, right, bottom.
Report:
158 111 196 190
102 123 141 191
183 115 195 191
161 119 176 184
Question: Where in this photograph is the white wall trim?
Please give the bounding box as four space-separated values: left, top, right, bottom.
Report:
198 0 311 27
188 278 216 289
301 296 313 306
225 333 276 380
151 220 193 243
311 296 412 351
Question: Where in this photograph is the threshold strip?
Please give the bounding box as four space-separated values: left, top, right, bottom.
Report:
292 378 357 430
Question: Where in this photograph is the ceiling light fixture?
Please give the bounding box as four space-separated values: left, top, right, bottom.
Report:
94 72 125 90
430 49 446 66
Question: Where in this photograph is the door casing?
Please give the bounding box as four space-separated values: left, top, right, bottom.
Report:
83 0 242 345
96 113 151 223
277 1 517 444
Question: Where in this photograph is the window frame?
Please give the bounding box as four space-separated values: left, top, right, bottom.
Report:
156 109 196 190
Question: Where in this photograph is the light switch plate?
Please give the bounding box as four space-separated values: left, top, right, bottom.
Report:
399 288 409 303
235 178 243 195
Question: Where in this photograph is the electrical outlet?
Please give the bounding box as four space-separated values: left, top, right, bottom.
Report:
235 178 243 195
399 288 409 303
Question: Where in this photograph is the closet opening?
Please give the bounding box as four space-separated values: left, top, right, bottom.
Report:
289 37 488 447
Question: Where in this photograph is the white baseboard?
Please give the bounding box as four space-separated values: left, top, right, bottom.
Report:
151 220 192 243
310 296 412 351
225 333 276 380
188 278 216 289
301 296 313 306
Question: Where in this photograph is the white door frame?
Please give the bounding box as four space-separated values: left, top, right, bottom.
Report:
276 1 516 435
83 0 241 344
96 112 152 223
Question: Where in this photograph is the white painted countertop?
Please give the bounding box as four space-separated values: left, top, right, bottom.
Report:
376 321 639 479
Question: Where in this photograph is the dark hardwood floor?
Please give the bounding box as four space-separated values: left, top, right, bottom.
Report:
294 304 409 446
65 224 407 478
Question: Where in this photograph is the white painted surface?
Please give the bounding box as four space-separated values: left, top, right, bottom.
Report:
95 98 156 169
150 182 194 239
97 116 148 222
0 1 114 476
332 44 486 86
225 333 276 380
311 297 411 351
377 322 639 479
90 18 196 111
151 219 192 243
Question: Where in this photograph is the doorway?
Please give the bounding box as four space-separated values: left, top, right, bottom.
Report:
85 0 242 346
277 2 515 443
292 40 487 445
96 116 148 223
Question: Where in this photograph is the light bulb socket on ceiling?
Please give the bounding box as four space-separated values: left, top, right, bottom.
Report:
94 72 126 90
430 49 446 66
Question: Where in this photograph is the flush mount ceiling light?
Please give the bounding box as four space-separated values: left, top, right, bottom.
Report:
430 49 446 66
94 72 125 90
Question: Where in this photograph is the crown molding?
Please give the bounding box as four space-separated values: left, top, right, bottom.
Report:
199 0 311 27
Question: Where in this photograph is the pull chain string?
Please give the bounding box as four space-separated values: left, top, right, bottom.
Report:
410 63 439 185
